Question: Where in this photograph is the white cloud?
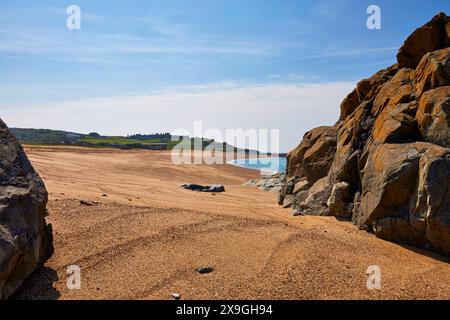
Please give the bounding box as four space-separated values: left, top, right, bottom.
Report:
2 81 355 152
0 27 281 64
292 46 398 61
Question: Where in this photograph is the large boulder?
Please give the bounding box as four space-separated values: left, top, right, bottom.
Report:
339 64 398 121
416 86 450 147
371 68 415 116
372 102 417 144
413 47 450 97
281 13 450 256
293 177 330 216
327 181 353 217
286 126 337 181
397 12 450 69
417 147 450 254
281 126 337 211
0 119 53 299
354 143 450 255
301 126 338 184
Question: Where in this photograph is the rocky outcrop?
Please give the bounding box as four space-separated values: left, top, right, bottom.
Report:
280 13 450 256
286 126 337 184
245 172 285 194
416 85 450 147
354 142 450 253
0 119 53 299
397 12 450 69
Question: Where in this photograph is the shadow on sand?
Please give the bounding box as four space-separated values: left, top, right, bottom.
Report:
396 243 450 264
11 266 60 300
333 216 450 263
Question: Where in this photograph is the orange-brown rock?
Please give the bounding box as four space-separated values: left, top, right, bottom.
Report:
286 126 337 183
339 88 360 121
372 102 417 143
354 142 450 255
302 126 338 184
413 47 450 97
281 13 450 256
397 12 450 69
416 86 450 147
413 146 450 254
372 68 414 116
339 64 398 120
331 102 372 186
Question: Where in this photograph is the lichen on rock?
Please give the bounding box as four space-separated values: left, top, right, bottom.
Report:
279 12 450 256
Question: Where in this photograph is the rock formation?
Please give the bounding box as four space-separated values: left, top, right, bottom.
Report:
0 119 53 299
280 13 450 256
245 172 285 194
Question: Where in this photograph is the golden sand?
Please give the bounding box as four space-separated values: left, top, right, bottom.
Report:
13 146 450 300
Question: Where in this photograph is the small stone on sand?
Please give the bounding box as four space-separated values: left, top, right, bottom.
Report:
195 267 214 274
171 292 181 300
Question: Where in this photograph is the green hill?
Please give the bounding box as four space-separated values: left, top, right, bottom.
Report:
10 128 253 152
10 128 84 145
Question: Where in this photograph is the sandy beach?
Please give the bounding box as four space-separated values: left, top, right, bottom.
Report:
12 146 450 300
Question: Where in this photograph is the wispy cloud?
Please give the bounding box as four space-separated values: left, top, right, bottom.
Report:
128 16 189 38
0 4 309 67
0 4 396 69
0 27 285 66
0 52 32 63
2 80 355 151
267 73 325 82
292 46 398 61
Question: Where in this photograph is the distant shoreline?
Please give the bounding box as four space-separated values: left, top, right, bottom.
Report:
227 156 286 174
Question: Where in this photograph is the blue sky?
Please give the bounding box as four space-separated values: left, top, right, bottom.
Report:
1 0 449 151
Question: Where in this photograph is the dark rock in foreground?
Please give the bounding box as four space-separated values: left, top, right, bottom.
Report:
181 184 225 193
280 13 450 256
195 267 214 274
0 119 53 299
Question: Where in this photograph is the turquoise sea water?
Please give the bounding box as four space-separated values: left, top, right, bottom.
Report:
229 157 287 173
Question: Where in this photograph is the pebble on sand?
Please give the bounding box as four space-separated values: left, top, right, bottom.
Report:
171 292 181 300
195 267 214 274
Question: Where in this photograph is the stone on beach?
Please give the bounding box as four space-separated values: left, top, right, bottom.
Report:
195 267 214 274
171 292 181 300
181 184 225 193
